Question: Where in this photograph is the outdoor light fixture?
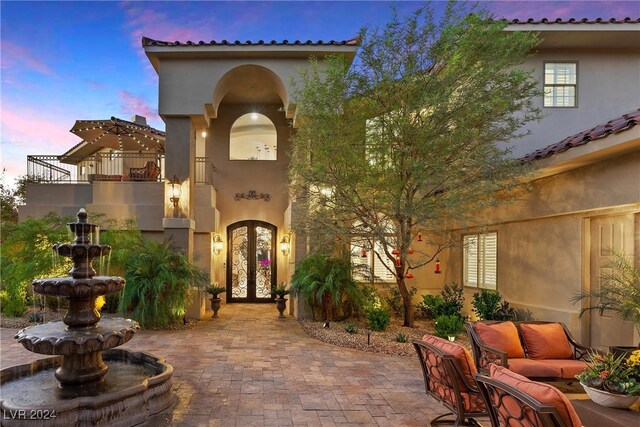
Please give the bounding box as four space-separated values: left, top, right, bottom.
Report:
280 234 291 256
201 130 207 138
168 175 182 208
213 234 223 255
434 259 442 274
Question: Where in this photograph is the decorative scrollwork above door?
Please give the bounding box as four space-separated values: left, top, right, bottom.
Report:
234 190 270 202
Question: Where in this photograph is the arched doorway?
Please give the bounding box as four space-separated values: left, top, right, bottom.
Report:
227 220 277 302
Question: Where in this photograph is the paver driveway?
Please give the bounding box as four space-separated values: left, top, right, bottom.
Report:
1 304 456 426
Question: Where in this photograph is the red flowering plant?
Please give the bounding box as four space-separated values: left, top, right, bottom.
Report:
576 350 640 396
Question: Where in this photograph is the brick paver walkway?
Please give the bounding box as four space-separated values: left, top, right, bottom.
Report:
1 304 458 426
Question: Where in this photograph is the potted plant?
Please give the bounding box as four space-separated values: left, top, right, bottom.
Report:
273 283 290 318
572 251 640 353
206 284 225 318
576 350 640 408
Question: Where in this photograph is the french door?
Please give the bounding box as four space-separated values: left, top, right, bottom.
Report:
226 220 277 302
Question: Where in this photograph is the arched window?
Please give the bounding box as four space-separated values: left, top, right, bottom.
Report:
229 113 277 160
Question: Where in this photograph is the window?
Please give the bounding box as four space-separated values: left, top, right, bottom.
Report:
463 232 497 289
351 240 396 283
229 113 277 160
543 62 577 107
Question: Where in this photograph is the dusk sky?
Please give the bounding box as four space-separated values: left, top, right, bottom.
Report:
1 1 638 184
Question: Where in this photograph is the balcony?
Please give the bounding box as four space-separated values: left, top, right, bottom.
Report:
26 153 216 186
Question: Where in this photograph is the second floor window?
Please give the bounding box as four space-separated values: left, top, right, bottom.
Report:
463 232 497 290
543 62 577 107
229 113 277 160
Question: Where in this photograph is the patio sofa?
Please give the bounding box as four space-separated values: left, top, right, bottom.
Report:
129 161 160 181
466 321 591 380
88 174 123 182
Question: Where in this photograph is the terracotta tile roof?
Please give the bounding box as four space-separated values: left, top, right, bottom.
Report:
142 36 360 47
521 109 640 162
506 17 639 25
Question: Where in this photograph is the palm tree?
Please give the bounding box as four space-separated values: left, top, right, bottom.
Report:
572 251 640 345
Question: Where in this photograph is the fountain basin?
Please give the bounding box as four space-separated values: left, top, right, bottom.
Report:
0 349 174 427
32 276 125 298
15 318 138 355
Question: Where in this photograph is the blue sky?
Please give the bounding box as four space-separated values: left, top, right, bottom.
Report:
1 1 638 182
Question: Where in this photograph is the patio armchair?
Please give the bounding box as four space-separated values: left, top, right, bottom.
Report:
466 321 592 380
129 161 160 181
413 335 487 426
475 364 582 427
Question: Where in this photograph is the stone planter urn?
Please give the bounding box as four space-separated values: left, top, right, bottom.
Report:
210 297 221 318
275 297 288 318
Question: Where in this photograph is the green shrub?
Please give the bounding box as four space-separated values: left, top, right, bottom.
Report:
387 286 417 317
417 294 444 319
121 239 208 328
290 253 361 321
0 213 72 316
395 332 408 343
472 289 516 321
439 283 465 318
345 323 358 334
434 315 465 339
368 307 390 331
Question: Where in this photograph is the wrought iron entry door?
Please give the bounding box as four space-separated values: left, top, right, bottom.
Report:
227 220 277 302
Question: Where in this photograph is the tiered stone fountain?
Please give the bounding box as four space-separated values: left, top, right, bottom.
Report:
0 210 174 426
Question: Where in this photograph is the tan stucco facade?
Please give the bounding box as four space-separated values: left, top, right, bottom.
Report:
19 24 639 335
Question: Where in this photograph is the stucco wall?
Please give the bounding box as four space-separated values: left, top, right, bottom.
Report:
512 48 640 157
426 150 640 339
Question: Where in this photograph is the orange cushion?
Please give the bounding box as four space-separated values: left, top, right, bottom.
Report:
474 322 525 358
508 358 562 378
422 334 477 390
490 364 582 427
519 323 573 359
540 359 588 379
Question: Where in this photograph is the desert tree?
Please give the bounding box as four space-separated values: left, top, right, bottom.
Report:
289 1 542 326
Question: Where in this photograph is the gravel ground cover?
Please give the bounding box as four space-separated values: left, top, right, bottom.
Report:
300 316 471 357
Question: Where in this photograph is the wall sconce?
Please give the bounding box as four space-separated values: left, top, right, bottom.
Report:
280 234 291 256
213 234 223 255
201 130 207 138
168 175 182 208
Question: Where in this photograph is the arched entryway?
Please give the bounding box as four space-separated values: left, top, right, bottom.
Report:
226 220 277 302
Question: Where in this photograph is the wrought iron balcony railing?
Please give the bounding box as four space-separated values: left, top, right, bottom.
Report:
26 153 216 186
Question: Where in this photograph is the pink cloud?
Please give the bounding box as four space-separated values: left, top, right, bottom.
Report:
1 108 76 150
1 41 55 76
118 90 159 122
1 106 79 181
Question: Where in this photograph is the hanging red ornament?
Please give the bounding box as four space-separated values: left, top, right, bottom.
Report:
395 256 401 267
392 249 400 255
407 248 415 255
434 259 441 274
361 248 367 258
417 233 423 242
405 272 414 279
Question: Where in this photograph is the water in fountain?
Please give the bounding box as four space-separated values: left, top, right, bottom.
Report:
1 209 174 426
